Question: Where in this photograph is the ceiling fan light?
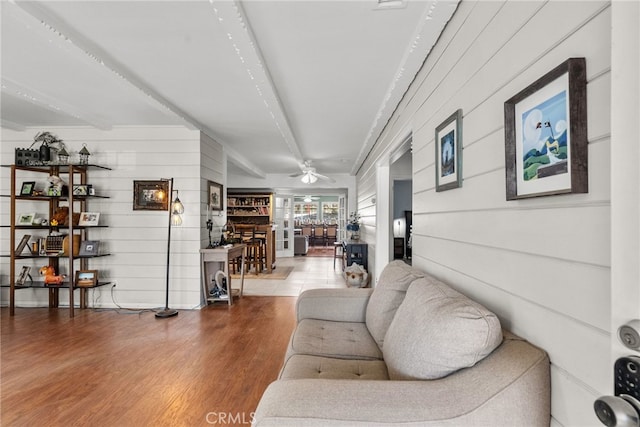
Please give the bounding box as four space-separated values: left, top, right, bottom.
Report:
301 171 317 184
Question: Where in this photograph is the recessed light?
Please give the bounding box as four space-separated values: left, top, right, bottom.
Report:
374 0 407 10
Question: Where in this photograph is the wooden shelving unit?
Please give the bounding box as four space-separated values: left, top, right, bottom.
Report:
226 192 273 225
2 163 112 317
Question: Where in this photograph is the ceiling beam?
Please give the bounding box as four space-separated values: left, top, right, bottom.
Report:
13 0 268 177
207 1 305 165
2 77 112 130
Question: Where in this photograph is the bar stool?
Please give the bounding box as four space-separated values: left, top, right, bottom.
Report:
333 241 343 269
234 225 264 274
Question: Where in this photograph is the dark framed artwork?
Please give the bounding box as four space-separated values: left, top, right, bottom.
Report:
133 180 169 211
208 181 223 211
20 181 35 196
504 57 588 200
75 270 98 287
435 109 463 192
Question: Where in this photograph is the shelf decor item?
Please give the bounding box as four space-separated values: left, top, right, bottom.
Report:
15 235 31 255
17 213 35 226
435 109 463 192
78 144 91 165
16 266 32 286
156 177 183 319
79 240 100 256
75 270 98 287
504 57 588 200
78 212 100 226
20 181 35 196
133 180 169 210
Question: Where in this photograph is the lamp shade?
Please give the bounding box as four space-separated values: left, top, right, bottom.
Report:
393 217 406 238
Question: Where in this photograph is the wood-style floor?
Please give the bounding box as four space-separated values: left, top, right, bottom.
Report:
1 297 297 426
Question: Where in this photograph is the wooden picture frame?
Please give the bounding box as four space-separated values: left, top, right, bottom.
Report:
17 213 35 226
16 266 32 286
504 57 588 200
133 180 169 211
435 109 463 192
75 270 98 287
20 181 35 196
78 212 100 226
208 181 224 211
15 234 31 255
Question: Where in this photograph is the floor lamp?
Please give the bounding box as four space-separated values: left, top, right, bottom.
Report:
156 177 183 318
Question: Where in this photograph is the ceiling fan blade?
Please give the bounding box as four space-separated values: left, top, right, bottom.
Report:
289 172 304 178
313 172 336 183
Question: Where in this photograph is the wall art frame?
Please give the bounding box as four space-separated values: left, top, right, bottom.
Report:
133 180 169 211
208 181 224 211
435 109 463 192
504 57 588 200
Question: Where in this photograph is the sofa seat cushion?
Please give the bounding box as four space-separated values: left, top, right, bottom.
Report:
384 279 503 380
279 354 389 380
288 319 383 360
365 260 425 348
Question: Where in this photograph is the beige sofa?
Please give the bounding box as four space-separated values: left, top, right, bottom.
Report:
253 261 550 426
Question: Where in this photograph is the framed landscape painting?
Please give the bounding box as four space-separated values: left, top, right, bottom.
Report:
504 58 588 200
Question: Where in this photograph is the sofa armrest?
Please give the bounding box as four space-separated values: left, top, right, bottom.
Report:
296 288 373 323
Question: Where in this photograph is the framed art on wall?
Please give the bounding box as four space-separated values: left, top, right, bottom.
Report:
504 57 588 200
133 180 169 210
208 181 223 211
435 109 463 192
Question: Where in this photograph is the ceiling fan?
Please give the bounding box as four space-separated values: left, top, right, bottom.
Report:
289 160 335 184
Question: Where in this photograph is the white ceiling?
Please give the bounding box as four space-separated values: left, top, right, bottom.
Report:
1 0 458 179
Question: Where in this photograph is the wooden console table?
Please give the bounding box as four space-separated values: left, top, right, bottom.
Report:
200 244 246 307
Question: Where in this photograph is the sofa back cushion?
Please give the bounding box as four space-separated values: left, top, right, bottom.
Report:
383 279 503 380
365 261 424 348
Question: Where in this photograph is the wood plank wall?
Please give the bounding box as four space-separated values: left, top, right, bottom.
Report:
0 126 212 310
356 1 612 425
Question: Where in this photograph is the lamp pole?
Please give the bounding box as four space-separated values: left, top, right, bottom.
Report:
156 177 179 318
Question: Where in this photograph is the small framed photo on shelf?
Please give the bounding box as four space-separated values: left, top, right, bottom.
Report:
16 266 32 286
20 181 36 196
78 212 100 226
208 181 224 211
133 180 169 211
79 240 100 256
17 213 35 226
75 270 98 287
72 184 90 196
15 234 31 255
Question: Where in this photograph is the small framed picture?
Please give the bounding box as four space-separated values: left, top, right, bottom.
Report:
17 213 35 226
75 270 98 287
435 109 463 192
20 181 36 196
16 266 32 286
15 234 31 255
78 212 100 226
79 240 100 256
72 184 89 196
208 181 224 211
133 180 169 211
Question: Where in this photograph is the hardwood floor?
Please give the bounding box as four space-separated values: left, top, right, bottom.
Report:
1 297 297 426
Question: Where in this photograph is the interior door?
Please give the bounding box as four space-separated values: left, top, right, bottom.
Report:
275 194 294 258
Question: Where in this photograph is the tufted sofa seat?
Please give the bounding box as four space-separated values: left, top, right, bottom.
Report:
253 261 551 426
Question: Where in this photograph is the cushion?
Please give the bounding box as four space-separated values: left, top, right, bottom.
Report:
279 354 389 380
289 319 383 360
383 279 503 380
365 260 424 348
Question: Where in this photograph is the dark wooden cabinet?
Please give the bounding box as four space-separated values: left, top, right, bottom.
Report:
343 241 368 271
